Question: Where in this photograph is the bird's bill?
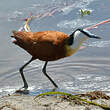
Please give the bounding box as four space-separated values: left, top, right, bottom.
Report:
82 29 101 39
88 35 101 39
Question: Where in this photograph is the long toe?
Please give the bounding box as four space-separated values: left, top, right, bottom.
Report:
15 87 29 94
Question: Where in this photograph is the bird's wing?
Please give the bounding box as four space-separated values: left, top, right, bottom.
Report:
32 31 68 45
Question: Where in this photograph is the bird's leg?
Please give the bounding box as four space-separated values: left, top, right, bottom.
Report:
16 57 34 94
42 61 58 90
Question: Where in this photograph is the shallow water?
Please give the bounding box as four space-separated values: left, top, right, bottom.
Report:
0 0 110 96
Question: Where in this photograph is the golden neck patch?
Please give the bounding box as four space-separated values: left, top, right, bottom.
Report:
65 44 80 57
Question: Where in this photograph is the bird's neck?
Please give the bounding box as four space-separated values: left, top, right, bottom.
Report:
65 35 88 56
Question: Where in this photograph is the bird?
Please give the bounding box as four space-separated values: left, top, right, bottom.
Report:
11 28 101 93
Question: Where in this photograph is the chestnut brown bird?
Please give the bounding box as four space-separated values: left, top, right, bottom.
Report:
11 28 100 93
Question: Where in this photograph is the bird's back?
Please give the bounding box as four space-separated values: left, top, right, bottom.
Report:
32 31 68 44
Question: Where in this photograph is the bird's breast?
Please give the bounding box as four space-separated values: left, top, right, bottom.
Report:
65 44 79 57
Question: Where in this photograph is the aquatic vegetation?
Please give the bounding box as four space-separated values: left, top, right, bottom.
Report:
34 91 110 110
80 9 91 17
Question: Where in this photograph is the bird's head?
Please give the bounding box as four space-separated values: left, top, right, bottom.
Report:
68 28 101 45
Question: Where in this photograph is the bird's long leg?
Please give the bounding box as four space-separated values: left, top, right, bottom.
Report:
16 57 34 93
42 61 58 90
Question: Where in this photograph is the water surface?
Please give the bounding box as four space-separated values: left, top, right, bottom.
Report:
0 0 110 96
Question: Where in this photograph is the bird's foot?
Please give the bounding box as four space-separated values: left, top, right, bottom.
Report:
15 87 29 94
52 87 58 92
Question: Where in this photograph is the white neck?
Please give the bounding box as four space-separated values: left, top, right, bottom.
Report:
70 30 89 50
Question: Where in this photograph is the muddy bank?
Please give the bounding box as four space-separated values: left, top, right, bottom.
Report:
0 91 110 110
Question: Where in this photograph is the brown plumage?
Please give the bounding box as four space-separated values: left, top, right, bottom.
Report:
12 31 69 61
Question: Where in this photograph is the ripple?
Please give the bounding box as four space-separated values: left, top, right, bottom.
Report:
86 40 110 47
57 19 97 29
62 76 110 92
61 0 95 15
48 58 110 92
28 60 43 68
8 10 23 21
1 57 110 96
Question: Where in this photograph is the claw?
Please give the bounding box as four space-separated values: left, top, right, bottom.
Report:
15 87 29 94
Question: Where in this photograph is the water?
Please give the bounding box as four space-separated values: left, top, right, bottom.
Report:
0 0 110 96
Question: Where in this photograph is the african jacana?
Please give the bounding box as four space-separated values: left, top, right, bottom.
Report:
11 28 100 93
